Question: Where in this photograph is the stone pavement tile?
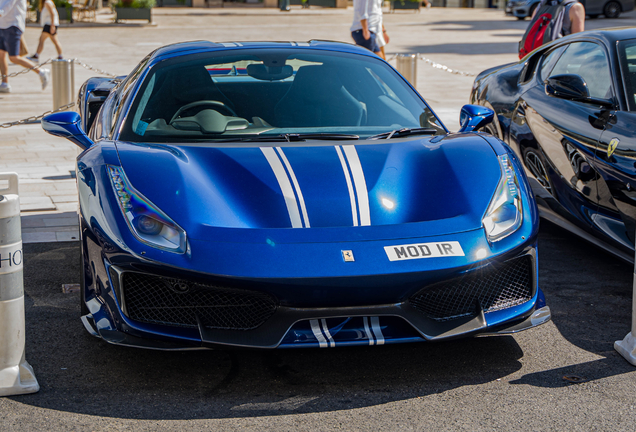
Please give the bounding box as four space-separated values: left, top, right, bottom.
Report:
21 231 57 243
55 203 79 212
50 195 79 203
56 230 80 241
20 196 56 211
43 216 79 227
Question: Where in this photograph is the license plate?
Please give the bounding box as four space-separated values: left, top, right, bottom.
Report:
384 241 465 261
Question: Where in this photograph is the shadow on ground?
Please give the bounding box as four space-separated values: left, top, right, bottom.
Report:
11 220 636 418
12 243 525 420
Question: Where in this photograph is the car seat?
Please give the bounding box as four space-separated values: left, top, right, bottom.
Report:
144 65 236 122
274 65 366 128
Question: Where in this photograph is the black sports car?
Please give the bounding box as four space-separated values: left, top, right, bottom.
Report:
471 28 636 262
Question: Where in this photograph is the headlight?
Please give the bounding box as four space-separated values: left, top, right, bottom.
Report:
482 154 523 242
108 166 187 253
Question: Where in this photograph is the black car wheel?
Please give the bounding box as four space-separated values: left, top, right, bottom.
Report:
482 122 500 138
517 16 526 20
603 1 621 18
524 149 553 195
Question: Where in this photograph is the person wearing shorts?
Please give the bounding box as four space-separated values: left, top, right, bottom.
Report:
375 19 389 60
350 0 383 57
27 0 63 63
0 0 50 93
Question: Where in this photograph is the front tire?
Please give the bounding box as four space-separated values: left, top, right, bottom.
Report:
603 1 621 18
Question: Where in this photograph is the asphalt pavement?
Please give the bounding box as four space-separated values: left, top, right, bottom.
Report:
2 222 635 430
3 5 636 431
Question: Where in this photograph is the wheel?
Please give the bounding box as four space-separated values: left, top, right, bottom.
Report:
517 16 526 20
603 1 621 18
481 122 500 138
524 149 553 195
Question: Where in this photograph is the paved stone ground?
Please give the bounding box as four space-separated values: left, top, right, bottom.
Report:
1 6 635 242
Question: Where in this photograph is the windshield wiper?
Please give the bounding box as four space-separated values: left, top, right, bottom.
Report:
368 127 438 140
238 133 359 142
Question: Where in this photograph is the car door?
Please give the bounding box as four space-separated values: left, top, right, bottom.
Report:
593 39 636 250
510 42 607 230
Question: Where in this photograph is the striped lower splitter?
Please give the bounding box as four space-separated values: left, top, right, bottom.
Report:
309 317 385 348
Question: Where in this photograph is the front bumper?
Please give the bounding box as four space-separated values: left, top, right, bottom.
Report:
80 231 548 349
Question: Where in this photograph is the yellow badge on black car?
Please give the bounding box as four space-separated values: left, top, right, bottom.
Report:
607 138 620 158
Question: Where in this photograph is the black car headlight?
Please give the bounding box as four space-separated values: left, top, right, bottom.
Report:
108 166 187 254
482 154 523 242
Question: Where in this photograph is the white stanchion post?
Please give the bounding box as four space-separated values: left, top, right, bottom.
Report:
0 173 39 396
614 244 636 365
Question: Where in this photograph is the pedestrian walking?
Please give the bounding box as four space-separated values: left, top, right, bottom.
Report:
519 0 584 58
0 0 50 93
350 0 383 57
376 19 389 60
27 0 63 63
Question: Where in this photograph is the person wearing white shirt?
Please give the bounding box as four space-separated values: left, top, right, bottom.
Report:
27 0 63 63
350 0 387 57
0 0 50 93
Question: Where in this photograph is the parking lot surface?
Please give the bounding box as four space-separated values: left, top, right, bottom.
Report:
3 5 636 430
2 223 635 430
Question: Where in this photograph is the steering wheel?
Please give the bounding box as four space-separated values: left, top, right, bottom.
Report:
170 100 237 124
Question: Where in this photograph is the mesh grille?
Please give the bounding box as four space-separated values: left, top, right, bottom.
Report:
409 255 533 322
122 273 278 330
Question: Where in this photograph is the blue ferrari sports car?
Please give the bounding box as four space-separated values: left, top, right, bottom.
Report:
42 41 550 350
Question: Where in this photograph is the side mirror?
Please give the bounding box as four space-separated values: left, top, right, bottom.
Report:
545 74 590 100
458 104 494 133
42 111 93 150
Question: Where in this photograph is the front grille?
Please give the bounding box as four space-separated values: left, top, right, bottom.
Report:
409 255 533 322
121 272 278 330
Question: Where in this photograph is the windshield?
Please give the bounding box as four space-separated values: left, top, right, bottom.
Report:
118 48 446 143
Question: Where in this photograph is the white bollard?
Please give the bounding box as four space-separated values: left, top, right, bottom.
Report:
0 173 39 396
615 244 636 365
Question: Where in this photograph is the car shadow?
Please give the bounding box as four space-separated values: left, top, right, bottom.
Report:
510 220 636 388
12 243 525 420
12 226 636 418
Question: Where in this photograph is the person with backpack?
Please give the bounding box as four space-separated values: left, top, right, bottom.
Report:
519 0 585 58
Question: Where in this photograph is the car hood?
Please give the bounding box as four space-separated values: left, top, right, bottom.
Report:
115 134 500 243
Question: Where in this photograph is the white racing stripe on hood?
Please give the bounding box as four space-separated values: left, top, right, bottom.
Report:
335 146 359 226
342 145 371 226
261 147 305 228
275 147 310 228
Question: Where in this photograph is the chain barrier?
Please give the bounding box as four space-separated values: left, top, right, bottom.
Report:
2 57 118 80
71 58 119 78
1 58 119 128
0 102 76 129
1 59 52 79
387 53 477 77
